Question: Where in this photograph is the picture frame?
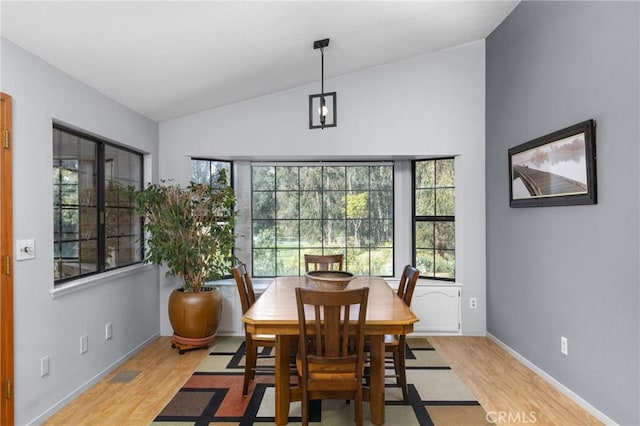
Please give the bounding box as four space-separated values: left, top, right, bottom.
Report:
509 119 597 207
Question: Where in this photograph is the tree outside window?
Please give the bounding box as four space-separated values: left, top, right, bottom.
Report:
413 158 455 280
53 125 143 283
251 163 394 277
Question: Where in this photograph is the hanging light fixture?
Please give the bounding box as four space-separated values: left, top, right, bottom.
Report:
309 38 337 129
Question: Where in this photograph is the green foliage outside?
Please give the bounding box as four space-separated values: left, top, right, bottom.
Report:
251 164 394 276
414 159 455 279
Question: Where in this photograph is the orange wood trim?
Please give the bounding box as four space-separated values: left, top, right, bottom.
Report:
0 92 14 426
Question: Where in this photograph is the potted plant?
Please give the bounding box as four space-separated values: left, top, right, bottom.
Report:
136 170 237 353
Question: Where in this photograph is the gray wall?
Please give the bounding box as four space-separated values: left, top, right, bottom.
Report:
486 1 639 424
1 39 161 425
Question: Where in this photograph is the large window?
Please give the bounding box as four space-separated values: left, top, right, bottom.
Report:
251 163 394 277
413 158 455 280
53 124 143 283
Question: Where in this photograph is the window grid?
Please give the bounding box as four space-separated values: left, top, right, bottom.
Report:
413 158 455 281
53 124 143 284
252 163 394 277
191 157 232 188
190 158 234 279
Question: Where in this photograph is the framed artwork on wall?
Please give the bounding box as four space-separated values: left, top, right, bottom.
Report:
509 119 597 207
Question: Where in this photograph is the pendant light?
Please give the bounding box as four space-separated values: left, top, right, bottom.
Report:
309 38 337 129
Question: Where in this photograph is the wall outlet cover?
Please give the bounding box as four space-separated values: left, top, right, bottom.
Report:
16 239 36 261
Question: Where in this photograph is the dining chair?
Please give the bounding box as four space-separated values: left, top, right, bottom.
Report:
295 286 369 426
232 263 276 396
366 264 420 402
304 253 344 272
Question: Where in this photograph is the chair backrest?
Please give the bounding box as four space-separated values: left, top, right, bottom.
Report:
232 263 256 314
295 287 369 379
397 265 420 307
304 254 344 272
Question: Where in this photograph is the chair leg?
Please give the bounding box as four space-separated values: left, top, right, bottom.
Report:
394 346 408 402
300 383 309 426
243 340 255 396
355 389 363 426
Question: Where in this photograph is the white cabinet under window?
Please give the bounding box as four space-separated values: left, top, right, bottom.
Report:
217 285 240 335
411 286 461 334
215 282 461 336
214 281 269 336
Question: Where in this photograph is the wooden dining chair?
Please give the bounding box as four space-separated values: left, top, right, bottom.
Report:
304 253 344 272
295 286 369 426
366 264 420 402
232 263 276 396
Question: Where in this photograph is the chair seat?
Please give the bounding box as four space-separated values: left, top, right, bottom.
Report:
364 334 398 352
384 334 399 347
308 371 358 381
253 334 276 342
297 356 360 380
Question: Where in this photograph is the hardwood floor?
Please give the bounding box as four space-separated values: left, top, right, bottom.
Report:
43 337 209 426
43 335 602 425
429 337 601 425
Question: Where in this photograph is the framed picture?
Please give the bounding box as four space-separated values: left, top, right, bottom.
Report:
509 119 597 207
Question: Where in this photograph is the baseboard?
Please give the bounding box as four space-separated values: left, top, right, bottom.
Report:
487 333 617 426
28 332 161 426
460 330 486 336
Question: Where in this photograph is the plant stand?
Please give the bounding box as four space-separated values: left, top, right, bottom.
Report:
171 334 215 354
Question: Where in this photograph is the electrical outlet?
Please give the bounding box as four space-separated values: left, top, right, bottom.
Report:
561 336 568 356
105 322 113 340
469 297 478 309
80 335 88 354
41 356 49 377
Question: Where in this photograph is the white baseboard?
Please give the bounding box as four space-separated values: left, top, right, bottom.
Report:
487 333 617 426
28 333 160 426
460 329 486 336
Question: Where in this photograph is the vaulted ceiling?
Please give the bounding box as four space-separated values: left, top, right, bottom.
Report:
1 1 518 122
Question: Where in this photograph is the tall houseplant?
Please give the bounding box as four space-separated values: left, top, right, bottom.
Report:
136 170 237 352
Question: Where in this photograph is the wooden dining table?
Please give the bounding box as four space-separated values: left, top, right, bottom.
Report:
242 275 419 425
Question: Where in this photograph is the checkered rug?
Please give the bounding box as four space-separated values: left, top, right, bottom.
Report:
152 336 489 425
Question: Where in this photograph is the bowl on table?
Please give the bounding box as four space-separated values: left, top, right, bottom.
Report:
304 270 356 290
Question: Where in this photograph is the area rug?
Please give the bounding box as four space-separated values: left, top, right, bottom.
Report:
152 336 489 425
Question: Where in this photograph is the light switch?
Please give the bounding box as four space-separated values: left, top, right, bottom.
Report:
16 239 36 261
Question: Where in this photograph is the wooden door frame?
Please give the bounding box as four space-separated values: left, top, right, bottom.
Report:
0 92 14 425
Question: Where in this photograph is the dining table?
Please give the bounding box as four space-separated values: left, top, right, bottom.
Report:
242 275 419 425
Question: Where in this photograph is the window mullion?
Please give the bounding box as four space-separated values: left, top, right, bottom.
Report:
97 143 106 273
415 215 455 222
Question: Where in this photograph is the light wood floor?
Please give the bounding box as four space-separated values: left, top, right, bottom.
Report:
43 336 602 425
428 337 601 425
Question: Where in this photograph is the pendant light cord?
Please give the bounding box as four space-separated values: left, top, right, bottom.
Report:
320 46 324 96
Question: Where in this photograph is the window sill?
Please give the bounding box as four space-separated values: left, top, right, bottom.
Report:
206 277 271 292
51 264 155 299
387 277 462 289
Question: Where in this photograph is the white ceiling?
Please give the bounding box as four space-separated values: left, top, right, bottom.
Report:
1 1 518 122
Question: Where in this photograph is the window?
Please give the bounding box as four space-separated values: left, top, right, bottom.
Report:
251 163 394 277
191 158 234 278
53 124 143 283
413 158 455 280
191 158 232 187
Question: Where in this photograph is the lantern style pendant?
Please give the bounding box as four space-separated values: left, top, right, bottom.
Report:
309 38 337 129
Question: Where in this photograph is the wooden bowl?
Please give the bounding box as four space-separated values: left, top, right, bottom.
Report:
304 271 355 290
